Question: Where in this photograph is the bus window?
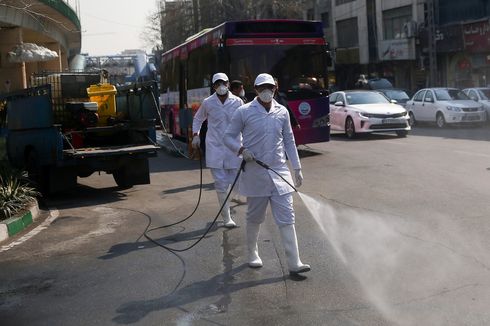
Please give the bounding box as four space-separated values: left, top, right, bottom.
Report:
228 45 327 96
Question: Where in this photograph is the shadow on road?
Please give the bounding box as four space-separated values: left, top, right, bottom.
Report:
409 124 490 142
98 222 217 260
112 263 284 324
330 124 490 142
42 184 128 210
162 182 215 195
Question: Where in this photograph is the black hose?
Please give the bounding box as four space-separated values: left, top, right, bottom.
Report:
255 159 298 192
143 156 244 252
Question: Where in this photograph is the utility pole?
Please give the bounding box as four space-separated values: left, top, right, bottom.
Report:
192 0 200 33
426 0 438 86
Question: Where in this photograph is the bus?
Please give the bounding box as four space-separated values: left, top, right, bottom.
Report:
159 19 330 145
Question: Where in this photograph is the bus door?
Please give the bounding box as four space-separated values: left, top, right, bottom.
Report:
178 61 192 140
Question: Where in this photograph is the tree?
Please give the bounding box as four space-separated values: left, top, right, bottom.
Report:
157 0 307 52
141 7 163 53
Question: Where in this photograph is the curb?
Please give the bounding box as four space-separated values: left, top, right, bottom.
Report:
0 200 40 243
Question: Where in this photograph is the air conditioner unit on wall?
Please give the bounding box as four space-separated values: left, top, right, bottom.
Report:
403 21 417 38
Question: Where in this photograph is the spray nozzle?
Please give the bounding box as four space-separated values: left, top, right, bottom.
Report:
254 159 270 170
254 159 297 192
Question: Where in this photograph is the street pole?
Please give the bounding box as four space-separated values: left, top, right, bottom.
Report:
426 0 438 86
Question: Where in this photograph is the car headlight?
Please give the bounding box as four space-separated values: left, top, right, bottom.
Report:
358 112 371 118
446 106 461 112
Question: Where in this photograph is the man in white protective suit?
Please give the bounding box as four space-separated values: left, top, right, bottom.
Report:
192 73 244 228
223 73 310 275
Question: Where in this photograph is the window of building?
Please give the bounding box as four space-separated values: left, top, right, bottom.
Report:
336 18 359 48
321 12 330 28
335 0 355 5
307 8 314 20
383 5 412 40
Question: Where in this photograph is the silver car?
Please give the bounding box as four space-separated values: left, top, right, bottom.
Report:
406 88 486 128
462 87 490 121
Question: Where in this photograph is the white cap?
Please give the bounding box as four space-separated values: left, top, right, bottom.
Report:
254 73 275 86
212 73 229 84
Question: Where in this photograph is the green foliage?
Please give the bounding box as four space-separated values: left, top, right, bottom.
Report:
0 163 39 221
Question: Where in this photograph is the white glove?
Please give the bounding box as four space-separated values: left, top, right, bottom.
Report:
191 135 200 149
294 169 303 188
241 148 254 162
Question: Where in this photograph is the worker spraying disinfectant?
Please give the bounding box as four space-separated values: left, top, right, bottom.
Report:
224 73 310 275
191 73 245 228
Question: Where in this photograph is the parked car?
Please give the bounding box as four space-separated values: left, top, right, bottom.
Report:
406 88 486 128
376 88 411 108
355 76 394 90
462 87 490 121
329 90 410 139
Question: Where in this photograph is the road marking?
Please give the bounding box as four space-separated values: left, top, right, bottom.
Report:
0 208 59 253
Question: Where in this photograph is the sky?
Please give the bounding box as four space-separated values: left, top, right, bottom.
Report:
78 0 159 56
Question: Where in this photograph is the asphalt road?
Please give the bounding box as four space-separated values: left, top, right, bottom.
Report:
1 125 490 326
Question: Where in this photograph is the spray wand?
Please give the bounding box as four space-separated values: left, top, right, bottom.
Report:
254 159 298 193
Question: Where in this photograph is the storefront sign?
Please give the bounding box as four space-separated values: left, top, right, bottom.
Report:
379 39 415 61
464 20 490 53
436 24 464 53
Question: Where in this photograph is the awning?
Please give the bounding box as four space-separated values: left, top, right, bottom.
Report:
8 43 59 63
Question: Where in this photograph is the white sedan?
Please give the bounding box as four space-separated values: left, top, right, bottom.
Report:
329 90 410 139
463 87 490 121
406 88 486 128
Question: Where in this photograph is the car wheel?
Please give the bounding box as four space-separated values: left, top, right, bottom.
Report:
436 112 446 128
345 117 356 139
396 130 408 137
409 112 416 126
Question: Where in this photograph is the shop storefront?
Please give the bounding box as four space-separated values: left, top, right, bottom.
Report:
463 20 490 87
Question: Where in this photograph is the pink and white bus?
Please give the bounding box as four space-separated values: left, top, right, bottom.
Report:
160 19 330 145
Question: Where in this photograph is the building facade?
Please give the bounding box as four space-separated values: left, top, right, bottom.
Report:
0 0 81 92
306 0 490 93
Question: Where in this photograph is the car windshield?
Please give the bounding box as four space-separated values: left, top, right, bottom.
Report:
478 89 490 100
345 92 391 105
383 90 410 101
434 89 470 101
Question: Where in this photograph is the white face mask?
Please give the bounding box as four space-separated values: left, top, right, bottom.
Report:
216 85 228 96
239 89 245 97
258 89 274 103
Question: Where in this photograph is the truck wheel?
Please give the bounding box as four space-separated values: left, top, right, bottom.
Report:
113 168 134 189
26 149 48 193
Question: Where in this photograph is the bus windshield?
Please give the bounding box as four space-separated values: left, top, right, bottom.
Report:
228 45 328 98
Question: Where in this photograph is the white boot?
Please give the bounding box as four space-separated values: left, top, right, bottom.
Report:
279 224 310 274
247 222 263 268
217 191 236 228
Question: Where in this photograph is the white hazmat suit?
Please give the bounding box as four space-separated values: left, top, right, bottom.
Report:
192 89 244 228
224 91 310 274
